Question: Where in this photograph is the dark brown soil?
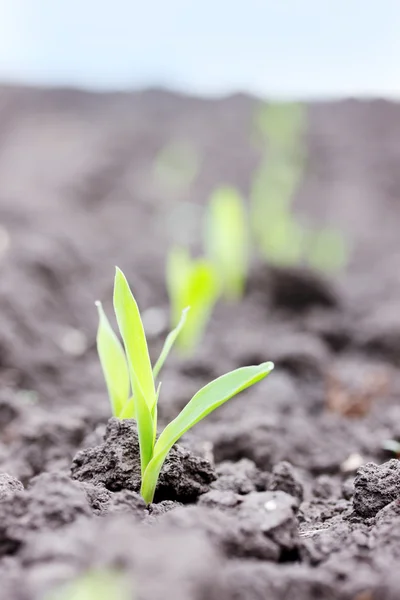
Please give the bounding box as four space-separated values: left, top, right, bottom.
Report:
1 84 400 599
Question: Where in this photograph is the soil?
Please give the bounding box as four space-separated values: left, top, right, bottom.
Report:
1 85 400 599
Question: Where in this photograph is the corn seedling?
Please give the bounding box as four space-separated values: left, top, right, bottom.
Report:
250 160 304 266
251 102 348 273
251 103 306 264
166 247 220 353
96 267 274 504
46 569 131 600
204 186 249 301
254 101 305 157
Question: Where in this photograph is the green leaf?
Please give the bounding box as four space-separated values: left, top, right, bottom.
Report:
113 267 156 410
119 395 135 419
179 260 219 353
134 376 155 475
153 307 190 380
205 186 249 301
255 102 305 151
250 158 302 247
382 439 400 455
166 249 220 354
141 362 274 503
46 569 131 600
95 301 130 418
152 383 161 443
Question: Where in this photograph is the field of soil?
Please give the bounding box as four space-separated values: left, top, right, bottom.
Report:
1 85 400 599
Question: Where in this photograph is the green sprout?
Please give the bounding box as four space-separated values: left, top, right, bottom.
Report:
96 267 274 504
166 247 220 354
46 569 131 600
204 186 250 301
250 158 304 267
251 102 348 273
254 101 306 157
251 103 306 265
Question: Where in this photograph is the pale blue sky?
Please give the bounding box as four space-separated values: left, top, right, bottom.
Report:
0 0 398 98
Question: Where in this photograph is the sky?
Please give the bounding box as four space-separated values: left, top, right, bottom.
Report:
0 0 398 98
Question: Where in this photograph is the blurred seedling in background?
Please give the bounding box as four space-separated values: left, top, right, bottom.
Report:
153 139 199 195
251 155 304 267
251 102 348 273
166 247 220 354
46 569 132 600
254 100 306 157
96 267 273 504
204 186 250 301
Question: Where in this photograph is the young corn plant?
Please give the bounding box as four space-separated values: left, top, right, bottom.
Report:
251 102 348 273
204 186 250 301
251 103 306 266
254 101 306 157
166 247 220 354
96 267 274 504
46 569 131 600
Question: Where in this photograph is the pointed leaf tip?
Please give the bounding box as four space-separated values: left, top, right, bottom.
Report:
113 267 156 410
95 300 130 418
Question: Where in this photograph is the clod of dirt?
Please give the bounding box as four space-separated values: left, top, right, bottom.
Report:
370 499 400 567
147 499 183 520
312 474 339 500
79 481 147 517
0 473 24 500
0 472 91 556
212 410 360 475
353 459 400 518
184 490 299 561
71 418 216 503
240 491 299 556
342 477 354 500
212 458 270 494
269 461 304 505
267 266 338 312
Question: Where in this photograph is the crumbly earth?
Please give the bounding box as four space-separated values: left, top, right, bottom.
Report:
1 86 400 598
